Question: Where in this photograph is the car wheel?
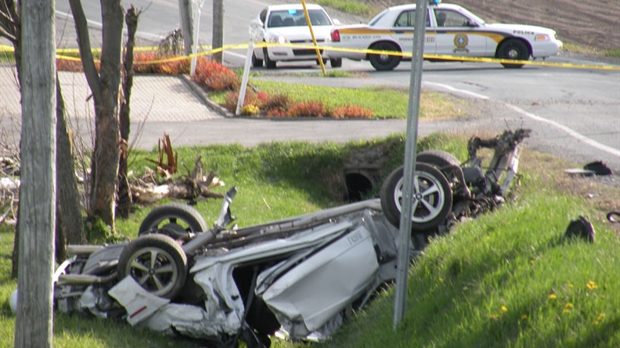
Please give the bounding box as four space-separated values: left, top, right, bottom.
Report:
497 39 529 69
417 150 462 185
330 58 342 68
251 52 263 68
117 234 188 299
263 48 276 69
138 202 207 235
380 162 453 232
368 42 401 71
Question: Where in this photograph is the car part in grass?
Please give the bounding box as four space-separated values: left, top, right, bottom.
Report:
117 234 188 299
138 202 207 239
380 162 453 232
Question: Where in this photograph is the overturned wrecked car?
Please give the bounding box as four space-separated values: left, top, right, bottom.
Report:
42 129 530 347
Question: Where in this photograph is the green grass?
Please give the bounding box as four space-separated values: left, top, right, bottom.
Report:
605 49 620 58
2 133 619 347
213 79 466 120
316 0 376 17
316 188 620 348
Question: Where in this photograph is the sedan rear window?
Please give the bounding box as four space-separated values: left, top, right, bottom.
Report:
268 9 332 28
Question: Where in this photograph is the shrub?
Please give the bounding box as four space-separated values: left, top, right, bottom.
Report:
241 104 260 116
330 105 374 119
193 57 240 92
260 93 290 114
287 101 329 117
223 90 260 114
56 58 99 72
133 53 190 75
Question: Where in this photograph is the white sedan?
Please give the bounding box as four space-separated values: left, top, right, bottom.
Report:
252 4 342 69
328 1 563 70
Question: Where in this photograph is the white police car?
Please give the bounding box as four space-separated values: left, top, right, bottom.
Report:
328 0 563 70
252 4 342 69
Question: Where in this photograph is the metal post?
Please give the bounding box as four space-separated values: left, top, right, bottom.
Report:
393 0 428 329
236 19 264 116
301 0 326 74
190 0 205 77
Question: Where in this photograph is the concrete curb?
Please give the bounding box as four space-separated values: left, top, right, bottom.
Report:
179 74 234 118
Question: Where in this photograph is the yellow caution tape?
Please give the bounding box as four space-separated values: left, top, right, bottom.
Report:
2 42 618 71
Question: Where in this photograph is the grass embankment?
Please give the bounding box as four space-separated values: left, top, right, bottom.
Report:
1 132 618 348
212 79 466 120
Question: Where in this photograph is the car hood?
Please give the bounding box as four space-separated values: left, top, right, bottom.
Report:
266 26 334 41
485 23 557 36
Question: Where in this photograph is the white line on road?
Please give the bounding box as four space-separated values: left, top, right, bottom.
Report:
425 82 620 158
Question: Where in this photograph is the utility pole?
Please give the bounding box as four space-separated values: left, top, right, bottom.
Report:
212 0 223 63
15 0 57 346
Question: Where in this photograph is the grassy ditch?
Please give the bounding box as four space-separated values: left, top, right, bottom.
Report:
1 132 618 348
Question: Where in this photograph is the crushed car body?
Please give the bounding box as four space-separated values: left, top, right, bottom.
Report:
33 128 530 348
53 196 403 347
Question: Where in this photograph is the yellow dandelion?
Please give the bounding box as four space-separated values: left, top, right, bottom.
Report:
586 281 598 290
548 294 557 300
501 306 508 313
565 303 573 309
520 314 528 320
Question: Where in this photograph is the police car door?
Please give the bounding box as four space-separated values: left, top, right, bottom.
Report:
433 9 485 56
391 8 435 56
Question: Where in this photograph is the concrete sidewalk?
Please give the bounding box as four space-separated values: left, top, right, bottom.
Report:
1 64 418 151
0 65 224 123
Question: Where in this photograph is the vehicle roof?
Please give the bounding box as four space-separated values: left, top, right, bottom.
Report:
265 4 326 11
385 3 464 11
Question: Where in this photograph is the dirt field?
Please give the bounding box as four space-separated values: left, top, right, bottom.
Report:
357 0 620 53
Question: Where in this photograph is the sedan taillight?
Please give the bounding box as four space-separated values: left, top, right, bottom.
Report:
330 29 341 42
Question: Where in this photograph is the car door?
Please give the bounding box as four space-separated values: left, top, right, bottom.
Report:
433 9 486 56
391 8 436 56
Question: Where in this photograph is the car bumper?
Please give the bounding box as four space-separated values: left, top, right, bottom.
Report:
256 45 330 62
531 39 563 58
324 46 367 61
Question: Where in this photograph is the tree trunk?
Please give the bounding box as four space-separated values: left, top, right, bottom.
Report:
178 0 193 56
212 0 224 63
1 0 22 282
15 0 56 346
117 6 139 219
0 0 21 85
56 77 86 245
69 0 124 234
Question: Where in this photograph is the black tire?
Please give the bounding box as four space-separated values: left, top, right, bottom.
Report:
251 52 263 68
263 47 276 69
139 202 207 235
380 162 453 231
368 42 401 71
417 150 463 184
330 58 342 68
117 234 188 299
497 39 529 68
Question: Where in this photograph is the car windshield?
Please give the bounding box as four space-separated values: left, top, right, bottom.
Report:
457 7 486 24
268 9 332 28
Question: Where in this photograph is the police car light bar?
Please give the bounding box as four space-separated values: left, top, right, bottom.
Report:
429 0 442 4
